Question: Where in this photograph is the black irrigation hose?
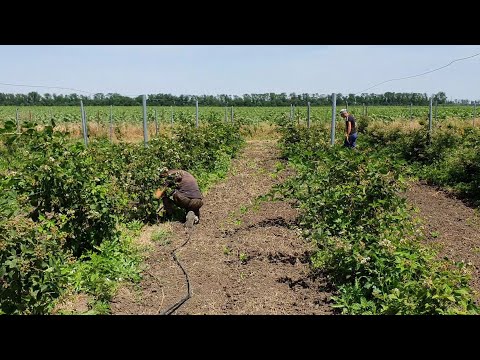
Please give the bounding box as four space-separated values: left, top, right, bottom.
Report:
158 231 192 315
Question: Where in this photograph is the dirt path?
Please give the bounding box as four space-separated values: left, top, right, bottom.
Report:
111 140 333 315
403 182 480 302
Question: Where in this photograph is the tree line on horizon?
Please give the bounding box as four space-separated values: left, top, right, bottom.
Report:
0 91 476 107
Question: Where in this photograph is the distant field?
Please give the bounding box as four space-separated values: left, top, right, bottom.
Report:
0 105 477 127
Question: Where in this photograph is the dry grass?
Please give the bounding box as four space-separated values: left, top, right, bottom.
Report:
134 222 173 252
240 123 280 140
53 122 174 143
367 120 423 134
31 122 284 143
367 118 477 136
51 293 92 314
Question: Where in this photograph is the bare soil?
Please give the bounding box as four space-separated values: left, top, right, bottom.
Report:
110 140 333 315
58 140 480 315
403 181 480 303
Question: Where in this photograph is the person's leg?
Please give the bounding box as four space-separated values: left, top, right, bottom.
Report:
173 192 198 228
162 196 175 216
188 199 203 221
173 192 203 224
173 191 191 210
173 191 193 222
349 133 358 148
172 192 195 227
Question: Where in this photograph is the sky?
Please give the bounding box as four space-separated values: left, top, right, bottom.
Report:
0 45 479 100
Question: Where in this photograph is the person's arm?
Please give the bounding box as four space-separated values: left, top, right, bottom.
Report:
154 188 165 199
154 171 180 199
346 119 352 142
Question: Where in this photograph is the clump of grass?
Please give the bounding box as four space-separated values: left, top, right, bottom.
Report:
151 227 171 245
239 252 249 264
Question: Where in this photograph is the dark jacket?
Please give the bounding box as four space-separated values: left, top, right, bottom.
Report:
164 169 203 199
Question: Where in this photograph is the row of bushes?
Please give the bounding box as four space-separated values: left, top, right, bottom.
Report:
272 124 478 314
0 119 244 314
363 119 480 205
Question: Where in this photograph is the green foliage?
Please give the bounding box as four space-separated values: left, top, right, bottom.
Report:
271 124 479 314
239 253 249 264
125 220 144 232
223 246 232 256
356 115 371 133
0 92 461 108
363 122 480 205
62 234 143 305
0 119 244 314
4 122 120 257
0 193 71 314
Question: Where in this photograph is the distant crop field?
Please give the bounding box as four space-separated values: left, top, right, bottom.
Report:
0 105 477 127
